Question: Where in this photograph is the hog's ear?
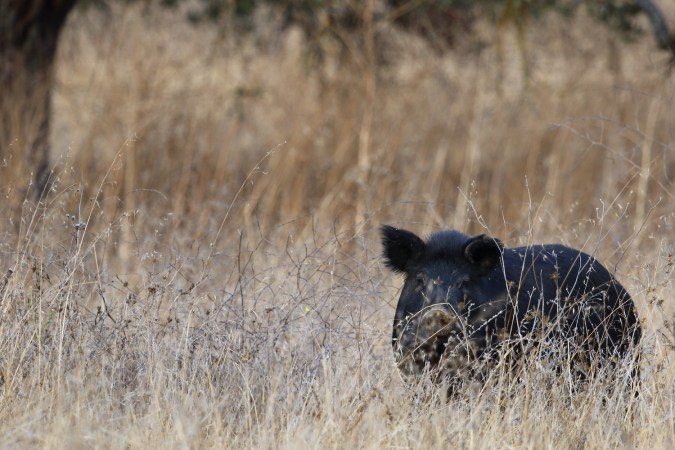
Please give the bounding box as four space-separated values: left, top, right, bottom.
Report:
381 225 425 273
463 234 504 272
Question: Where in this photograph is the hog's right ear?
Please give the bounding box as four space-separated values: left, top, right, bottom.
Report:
463 234 504 272
381 225 425 273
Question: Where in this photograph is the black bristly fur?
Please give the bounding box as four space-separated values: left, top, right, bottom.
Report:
381 224 641 395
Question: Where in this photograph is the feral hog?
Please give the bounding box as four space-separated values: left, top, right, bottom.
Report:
381 225 641 392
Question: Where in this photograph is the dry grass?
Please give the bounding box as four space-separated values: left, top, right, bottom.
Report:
0 3 673 448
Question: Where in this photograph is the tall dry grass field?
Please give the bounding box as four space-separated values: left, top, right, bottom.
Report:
0 3 673 448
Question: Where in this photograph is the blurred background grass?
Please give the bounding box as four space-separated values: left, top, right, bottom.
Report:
44 2 675 243
0 1 673 448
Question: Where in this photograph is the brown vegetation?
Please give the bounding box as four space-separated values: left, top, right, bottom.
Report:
0 3 672 448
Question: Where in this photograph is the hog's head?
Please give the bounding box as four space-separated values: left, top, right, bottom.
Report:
381 225 508 383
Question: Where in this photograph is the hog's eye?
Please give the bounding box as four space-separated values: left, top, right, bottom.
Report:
456 278 470 289
414 274 425 288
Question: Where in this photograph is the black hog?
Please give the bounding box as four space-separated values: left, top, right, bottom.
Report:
381 225 641 391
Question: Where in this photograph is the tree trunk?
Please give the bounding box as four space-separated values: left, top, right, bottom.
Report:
635 0 675 62
0 0 76 197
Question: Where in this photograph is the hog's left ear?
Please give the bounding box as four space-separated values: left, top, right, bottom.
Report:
381 225 425 273
463 234 504 272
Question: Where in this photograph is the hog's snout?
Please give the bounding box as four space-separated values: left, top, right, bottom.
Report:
419 306 456 338
395 305 464 379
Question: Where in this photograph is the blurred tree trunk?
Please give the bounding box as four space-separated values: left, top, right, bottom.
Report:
0 0 76 197
636 0 675 61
